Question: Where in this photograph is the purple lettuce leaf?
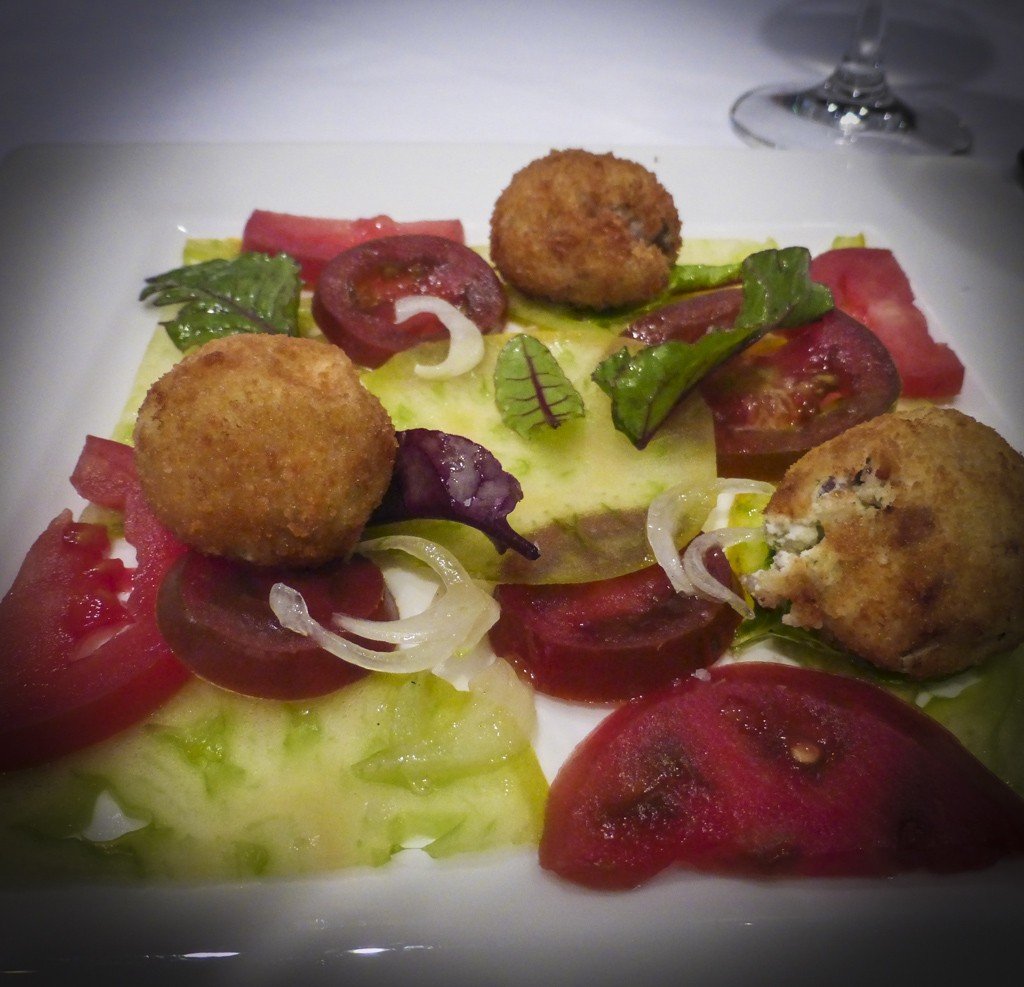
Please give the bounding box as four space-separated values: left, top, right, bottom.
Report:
371 428 540 560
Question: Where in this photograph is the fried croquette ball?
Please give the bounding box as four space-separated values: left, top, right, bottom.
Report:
747 407 1024 679
133 333 397 567
489 148 682 311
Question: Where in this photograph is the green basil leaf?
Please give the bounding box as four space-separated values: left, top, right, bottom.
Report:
494 334 585 437
140 252 301 351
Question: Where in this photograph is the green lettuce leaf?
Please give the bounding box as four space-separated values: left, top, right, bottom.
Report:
732 606 851 663
666 260 744 295
592 247 832 448
494 334 585 436
140 252 301 351
923 646 1024 795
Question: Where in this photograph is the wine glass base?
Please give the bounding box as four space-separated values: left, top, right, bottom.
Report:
730 82 972 155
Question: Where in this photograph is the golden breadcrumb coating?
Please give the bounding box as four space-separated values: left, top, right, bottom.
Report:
748 407 1024 679
134 333 397 567
489 148 681 311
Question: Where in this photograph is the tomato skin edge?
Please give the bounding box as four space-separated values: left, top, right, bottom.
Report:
810 247 965 399
0 621 190 772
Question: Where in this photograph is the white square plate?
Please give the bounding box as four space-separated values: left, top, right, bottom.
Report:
1 144 1022 985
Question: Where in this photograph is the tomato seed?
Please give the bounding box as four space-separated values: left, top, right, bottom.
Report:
790 740 821 765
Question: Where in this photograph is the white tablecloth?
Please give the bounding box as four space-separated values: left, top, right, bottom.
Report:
2 0 1022 176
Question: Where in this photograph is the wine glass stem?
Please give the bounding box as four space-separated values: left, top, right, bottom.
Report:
813 1 897 110
728 0 971 152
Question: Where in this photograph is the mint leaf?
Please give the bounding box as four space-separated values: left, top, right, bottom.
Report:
140 252 301 351
494 335 585 437
592 247 833 448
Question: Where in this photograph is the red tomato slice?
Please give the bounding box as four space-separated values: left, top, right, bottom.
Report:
70 435 187 616
701 309 901 480
156 550 397 700
540 662 1024 890
69 433 136 511
242 210 466 285
312 234 507 368
0 515 187 771
810 247 964 398
489 548 741 703
2 436 190 771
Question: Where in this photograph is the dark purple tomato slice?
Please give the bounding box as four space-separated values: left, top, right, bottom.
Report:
156 550 397 700
625 292 900 480
625 285 744 346
489 548 741 703
701 309 901 480
540 662 1024 890
312 234 507 368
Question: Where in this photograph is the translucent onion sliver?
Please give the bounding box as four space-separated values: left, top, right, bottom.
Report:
715 477 776 501
646 478 774 611
645 483 715 596
395 295 485 379
269 535 499 677
331 583 482 645
682 527 763 619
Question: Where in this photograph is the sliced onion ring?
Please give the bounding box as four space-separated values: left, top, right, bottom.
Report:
395 295 485 379
645 483 715 596
269 535 499 677
682 527 763 619
647 478 774 607
714 477 776 505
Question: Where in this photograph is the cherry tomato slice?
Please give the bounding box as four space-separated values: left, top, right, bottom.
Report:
489 548 741 703
540 662 1024 890
701 309 901 480
241 210 466 286
156 550 397 700
625 285 743 346
312 234 507 368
